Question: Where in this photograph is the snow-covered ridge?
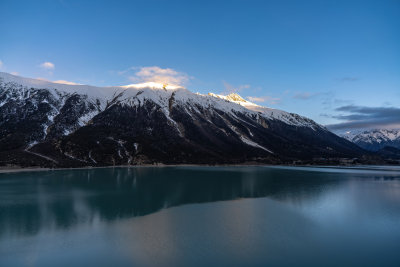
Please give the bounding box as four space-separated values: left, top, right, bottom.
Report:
0 71 132 101
343 129 400 144
341 129 400 151
0 71 322 129
207 92 259 107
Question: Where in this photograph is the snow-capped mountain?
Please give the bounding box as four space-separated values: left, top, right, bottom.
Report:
342 129 400 151
0 72 364 167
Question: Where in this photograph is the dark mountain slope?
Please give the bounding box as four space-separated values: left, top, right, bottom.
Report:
0 72 366 167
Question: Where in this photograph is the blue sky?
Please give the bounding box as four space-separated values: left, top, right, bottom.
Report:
1 0 399 131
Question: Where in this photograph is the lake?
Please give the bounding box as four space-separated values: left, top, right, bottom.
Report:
0 166 400 267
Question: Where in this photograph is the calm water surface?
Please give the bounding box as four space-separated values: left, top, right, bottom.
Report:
0 166 400 267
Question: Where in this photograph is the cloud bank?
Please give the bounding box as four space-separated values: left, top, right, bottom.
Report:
326 105 400 130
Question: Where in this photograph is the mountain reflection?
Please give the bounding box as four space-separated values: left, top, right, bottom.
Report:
0 166 398 238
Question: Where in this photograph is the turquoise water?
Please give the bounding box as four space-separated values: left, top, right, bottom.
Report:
0 166 400 266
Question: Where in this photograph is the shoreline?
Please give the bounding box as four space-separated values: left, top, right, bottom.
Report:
1 163 399 174
0 164 268 174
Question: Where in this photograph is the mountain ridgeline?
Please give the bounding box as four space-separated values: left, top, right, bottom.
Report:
0 72 366 167
342 129 400 151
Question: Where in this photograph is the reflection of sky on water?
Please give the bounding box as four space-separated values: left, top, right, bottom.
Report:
0 166 400 266
0 167 345 237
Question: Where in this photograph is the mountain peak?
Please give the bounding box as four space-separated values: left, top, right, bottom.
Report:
207 92 258 107
226 93 246 102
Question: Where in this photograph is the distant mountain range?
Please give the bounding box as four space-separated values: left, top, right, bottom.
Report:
342 129 400 151
0 72 367 167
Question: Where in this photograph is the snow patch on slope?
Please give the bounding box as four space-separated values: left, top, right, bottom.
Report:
240 136 273 153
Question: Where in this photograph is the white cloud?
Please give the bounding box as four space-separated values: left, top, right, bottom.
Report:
128 66 190 86
0 60 3 69
53 80 81 85
248 96 281 105
222 81 250 94
39 62 55 70
36 77 49 81
247 96 265 102
35 77 80 85
10 71 19 75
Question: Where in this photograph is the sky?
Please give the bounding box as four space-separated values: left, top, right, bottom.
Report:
1 0 399 132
